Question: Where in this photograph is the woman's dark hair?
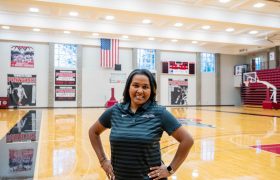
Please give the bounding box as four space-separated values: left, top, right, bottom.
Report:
122 69 157 104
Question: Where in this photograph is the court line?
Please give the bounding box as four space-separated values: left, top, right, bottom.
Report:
190 107 280 118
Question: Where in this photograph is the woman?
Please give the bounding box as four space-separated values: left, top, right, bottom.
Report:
89 69 193 180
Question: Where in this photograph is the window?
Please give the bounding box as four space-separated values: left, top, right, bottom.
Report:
137 49 155 71
201 53 215 73
54 44 77 69
255 57 261 70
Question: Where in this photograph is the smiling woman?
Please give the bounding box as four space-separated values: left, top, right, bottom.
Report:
88 69 194 180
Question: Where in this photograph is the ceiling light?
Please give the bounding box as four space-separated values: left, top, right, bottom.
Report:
1 25 10 29
226 28 235 32
122 35 129 39
253 3 265 8
92 33 99 36
142 19 152 24
69 11 79 17
33 28 40 32
105 15 115 20
64 31 71 34
219 0 231 3
171 39 178 42
192 41 198 44
249 30 258 34
148 37 155 41
174 22 183 27
202 25 211 30
29 7 39 13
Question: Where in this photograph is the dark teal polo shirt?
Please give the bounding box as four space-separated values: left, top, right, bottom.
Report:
99 101 181 180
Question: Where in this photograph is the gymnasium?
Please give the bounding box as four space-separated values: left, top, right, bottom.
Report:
0 0 279 179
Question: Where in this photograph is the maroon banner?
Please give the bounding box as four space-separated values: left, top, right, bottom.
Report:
0 97 8 108
55 86 76 101
55 70 76 85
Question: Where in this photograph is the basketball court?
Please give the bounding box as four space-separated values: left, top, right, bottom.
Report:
0 106 279 179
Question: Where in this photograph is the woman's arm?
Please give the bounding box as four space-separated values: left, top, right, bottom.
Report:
89 121 115 180
148 126 193 180
89 121 107 163
168 126 194 171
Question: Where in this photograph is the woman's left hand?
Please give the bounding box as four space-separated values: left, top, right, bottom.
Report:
148 165 170 180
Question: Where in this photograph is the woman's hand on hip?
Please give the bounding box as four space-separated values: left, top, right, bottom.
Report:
101 159 115 180
148 165 170 180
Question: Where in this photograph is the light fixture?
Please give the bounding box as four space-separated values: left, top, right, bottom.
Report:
253 3 265 8
192 41 198 44
202 25 211 30
142 19 151 24
29 7 39 13
249 30 258 34
64 30 71 34
226 28 235 32
174 22 183 27
122 35 129 39
1 25 10 29
69 11 79 17
33 28 40 32
148 37 155 41
171 39 178 42
105 15 115 20
219 0 231 3
92 33 99 36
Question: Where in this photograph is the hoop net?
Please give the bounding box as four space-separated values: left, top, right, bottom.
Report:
243 72 258 86
244 81 249 87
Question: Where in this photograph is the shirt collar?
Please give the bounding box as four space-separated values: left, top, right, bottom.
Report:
123 100 152 112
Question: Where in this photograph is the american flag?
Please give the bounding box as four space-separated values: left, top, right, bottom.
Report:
100 38 119 68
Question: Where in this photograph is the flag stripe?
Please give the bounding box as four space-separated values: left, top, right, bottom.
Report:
100 38 119 68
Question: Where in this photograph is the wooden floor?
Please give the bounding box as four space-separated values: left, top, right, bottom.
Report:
0 106 279 179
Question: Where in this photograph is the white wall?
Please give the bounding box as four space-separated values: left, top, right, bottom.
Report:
159 51 196 106
0 42 49 107
82 46 132 107
201 73 216 105
220 54 246 105
0 40 248 107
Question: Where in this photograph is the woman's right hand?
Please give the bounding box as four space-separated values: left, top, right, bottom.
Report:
101 159 115 180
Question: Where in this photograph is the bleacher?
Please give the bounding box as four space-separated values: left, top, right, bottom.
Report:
241 68 280 106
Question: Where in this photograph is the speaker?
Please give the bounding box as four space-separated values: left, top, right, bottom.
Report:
189 63 195 75
115 64 121 71
162 62 168 73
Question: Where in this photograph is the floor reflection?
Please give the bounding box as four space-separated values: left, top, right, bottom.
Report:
0 110 41 179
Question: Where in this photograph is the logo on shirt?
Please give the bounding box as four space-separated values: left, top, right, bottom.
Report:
121 114 128 117
141 114 155 118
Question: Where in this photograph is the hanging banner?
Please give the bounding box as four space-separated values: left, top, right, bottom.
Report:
55 86 76 101
55 70 76 85
7 74 36 106
11 46 34 68
168 79 188 105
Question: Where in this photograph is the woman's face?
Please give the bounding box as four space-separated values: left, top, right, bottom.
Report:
129 74 151 108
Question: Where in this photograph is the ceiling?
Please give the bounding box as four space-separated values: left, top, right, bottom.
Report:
0 0 280 55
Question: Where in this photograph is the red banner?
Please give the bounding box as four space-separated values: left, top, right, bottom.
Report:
0 97 8 108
